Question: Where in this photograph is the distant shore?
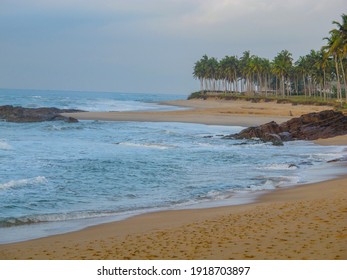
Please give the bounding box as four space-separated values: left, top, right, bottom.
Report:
62 98 333 126
1 98 346 260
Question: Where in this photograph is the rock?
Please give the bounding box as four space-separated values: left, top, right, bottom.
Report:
227 110 347 144
278 131 292 141
0 105 82 123
232 121 282 140
264 133 283 146
280 110 347 140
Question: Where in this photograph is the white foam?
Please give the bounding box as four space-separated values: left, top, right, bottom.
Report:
6 211 117 225
259 163 298 170
0 140 11 150
117 142 175 150
0 176 48 190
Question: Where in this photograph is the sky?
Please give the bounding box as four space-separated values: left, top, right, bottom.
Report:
0 0 346 94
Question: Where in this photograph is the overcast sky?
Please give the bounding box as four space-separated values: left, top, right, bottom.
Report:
0 0 346 94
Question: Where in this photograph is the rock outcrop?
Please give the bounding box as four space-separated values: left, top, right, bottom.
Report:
225 110 347 145
0 105 82 123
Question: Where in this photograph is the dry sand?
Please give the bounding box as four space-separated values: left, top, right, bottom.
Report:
1 99 346 260
62 98 333 126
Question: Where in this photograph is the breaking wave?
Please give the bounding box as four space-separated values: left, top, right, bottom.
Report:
116 142 176 150
0 140 11 150
0 176 48 191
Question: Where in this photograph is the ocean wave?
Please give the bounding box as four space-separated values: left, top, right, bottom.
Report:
0 140 12 150
0 210 119 227
0 176 48 191
258 163 299 170
43 124 84 131
116 142 176 150
310 152 346 162
249 175 299 190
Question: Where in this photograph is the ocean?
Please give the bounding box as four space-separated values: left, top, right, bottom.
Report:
0 88 345 243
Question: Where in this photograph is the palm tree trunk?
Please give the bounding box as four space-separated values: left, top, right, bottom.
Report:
303 75 307 97
323 69 327 100
282 75 285 97
334 55 342 100
338 57 347 101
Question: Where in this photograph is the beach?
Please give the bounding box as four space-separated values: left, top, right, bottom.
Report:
1 99 346 260
62 98 333 126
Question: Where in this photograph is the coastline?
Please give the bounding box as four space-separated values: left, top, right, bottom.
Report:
0 168 346 260
1 99 346 260
62 98 333 126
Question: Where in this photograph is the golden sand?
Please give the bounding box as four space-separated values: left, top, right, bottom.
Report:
62 99 333 126
1 99 346 260
0 173 346 260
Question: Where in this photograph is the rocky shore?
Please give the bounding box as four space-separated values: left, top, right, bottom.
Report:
226 110 347 145
0 105 82 123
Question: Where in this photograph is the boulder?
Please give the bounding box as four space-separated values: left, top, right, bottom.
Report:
227 110 347 144
0 105 82 123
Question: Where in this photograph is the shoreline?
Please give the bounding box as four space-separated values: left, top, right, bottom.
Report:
1 99 346 259
62 98 333 126
0 170 346 260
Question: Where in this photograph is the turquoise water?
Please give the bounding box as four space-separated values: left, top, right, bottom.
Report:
0 89 345 243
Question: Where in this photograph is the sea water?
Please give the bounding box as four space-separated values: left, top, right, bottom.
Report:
0 89 346 243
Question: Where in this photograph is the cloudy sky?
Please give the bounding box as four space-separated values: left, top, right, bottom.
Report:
0 0 345 94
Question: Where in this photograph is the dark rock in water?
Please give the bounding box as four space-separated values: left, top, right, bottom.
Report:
278 131 293 141
226 110 347 145
0 105 82 123
264 134 284 146
327 155 347 163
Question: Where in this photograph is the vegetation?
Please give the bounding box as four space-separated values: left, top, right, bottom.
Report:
192 14 347 106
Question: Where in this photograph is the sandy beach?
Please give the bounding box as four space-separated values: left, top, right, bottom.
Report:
62 98 333 126
0 171 346 260
1 99 346 260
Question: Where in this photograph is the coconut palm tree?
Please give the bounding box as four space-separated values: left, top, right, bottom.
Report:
332 14 347 100
239 51 252 93
192 14 347 101
324 31 344 100
273 50 293 97
193 58 206 93
323 14 347 100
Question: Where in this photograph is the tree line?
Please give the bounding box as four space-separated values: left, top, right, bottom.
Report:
193 14 347 101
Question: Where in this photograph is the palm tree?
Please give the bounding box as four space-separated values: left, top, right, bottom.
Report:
192 14 347 102
323 14 347 101
332 14 347 100
324 32 343 100
273 50 293 97
240 51 252 93
219 56 239 92
193 58 206 93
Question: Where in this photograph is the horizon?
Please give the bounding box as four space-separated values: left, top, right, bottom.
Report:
1 0 346 94
0 87 187 96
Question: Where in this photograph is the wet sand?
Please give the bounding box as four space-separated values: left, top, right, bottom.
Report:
0 170 346 260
